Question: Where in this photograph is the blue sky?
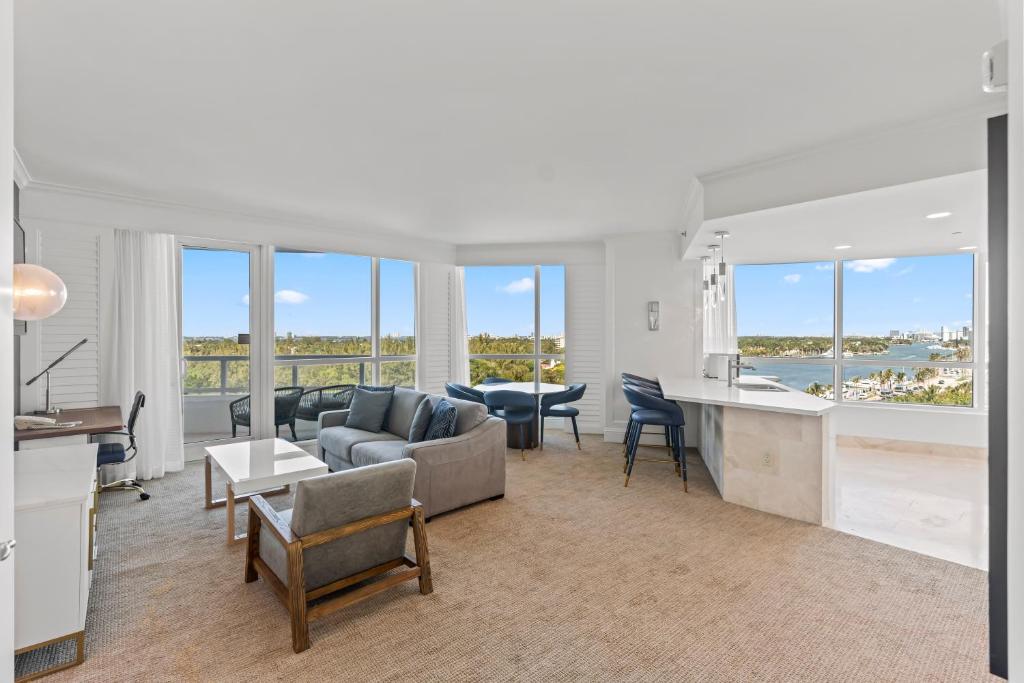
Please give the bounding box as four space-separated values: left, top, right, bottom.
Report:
181 249 415 337
465 265 565 337
734 254 974 337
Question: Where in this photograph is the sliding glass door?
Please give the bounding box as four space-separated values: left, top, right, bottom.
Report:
180 244 257 444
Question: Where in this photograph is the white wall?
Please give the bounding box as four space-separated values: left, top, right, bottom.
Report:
702 103 1004 220
603 232 702 446
0 0 14 675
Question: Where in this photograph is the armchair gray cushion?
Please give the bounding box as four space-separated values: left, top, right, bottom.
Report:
346 387 394 432
386 387 428 438
259 459 417 591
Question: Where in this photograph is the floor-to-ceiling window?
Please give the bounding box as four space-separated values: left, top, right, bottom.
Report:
734 253 977 407
180 245 255 443
272 250 417 440
464 264 565 386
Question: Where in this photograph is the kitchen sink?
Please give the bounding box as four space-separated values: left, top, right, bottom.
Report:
733 382 789 392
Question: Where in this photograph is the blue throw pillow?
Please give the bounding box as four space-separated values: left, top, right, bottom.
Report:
358 384 395 423
347 387 394 433
408 397 433 443
424 399 458 441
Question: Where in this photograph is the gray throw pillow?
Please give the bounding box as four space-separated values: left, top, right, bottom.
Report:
408 398 432 443
424 399 458 441
358 384 395 424
347 387 394 433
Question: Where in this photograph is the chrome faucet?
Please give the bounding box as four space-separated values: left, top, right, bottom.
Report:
727 353 755 387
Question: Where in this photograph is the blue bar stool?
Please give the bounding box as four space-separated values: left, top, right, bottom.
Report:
622 384 687 491
621 375 673 454
483 389 537 460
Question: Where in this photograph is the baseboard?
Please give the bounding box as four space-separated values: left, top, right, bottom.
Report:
836 434 987 460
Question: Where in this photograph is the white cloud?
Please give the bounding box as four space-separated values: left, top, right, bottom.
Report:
814 263 835 271
499 277 535 294
783 274 801 284
275 289 309 304
242 291 309 305
845 258 896 273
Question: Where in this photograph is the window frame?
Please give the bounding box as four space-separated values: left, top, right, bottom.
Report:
271 251 418 387
735 253 981 410
465 264 565 386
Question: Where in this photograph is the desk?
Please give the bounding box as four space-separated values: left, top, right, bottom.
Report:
15 406 124 450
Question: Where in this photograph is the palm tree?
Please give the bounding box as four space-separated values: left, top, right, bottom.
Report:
896 371 907 385
805 382 823 397
881 368 894 389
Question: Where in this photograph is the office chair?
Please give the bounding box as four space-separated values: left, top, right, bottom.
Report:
92 391 150 500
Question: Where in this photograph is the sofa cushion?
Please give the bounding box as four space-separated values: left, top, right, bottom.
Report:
386 387 428 438
425 399 458 441
347 387 394 432
351 440 408 468
319 426 403 469
358 384 396 424
428 395 488 436
408 397 433 443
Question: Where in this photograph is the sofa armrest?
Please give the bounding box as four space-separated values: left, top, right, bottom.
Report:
318 409 350 431
403 416 505 465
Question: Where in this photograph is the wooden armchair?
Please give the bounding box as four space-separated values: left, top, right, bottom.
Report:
244 459 432 652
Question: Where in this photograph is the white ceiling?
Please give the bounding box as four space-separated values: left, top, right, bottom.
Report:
14 1 1003 244
688 170 987 264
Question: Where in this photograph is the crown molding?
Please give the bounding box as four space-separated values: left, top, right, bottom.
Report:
13 147 31 188
699 100 1007 185
20 179 457 263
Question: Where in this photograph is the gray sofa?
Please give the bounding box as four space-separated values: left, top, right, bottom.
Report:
317 387 506 519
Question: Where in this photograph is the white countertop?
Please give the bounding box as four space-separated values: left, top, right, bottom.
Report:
15 443 98 510
657 374 835 417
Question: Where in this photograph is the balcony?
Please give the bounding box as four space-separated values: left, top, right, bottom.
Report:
182 355 371 443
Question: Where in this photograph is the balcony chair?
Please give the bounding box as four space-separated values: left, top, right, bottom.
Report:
230 386 305 440
539 383 587 450
296 384 355 423
92 391 150 500
622 384 687 491
245 459 431 653
482 389 536 460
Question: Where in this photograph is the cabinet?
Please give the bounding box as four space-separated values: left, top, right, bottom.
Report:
13 444 98 680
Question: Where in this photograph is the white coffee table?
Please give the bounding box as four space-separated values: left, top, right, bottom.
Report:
204 438 329 545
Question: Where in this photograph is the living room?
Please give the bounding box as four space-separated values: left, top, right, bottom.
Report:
2 1 1023 681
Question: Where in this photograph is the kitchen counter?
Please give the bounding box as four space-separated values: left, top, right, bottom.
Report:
658 374 835 417
659 373 835 526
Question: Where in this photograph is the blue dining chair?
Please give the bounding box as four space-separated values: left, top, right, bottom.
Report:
482 389 536 460
481 376 513 385
539 383 587 450
445 382 486 404
622 373 660 390
622 384 687 491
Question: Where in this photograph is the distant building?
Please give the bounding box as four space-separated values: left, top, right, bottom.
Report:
940 326 950 342
889 329 901 338
962 326 971 341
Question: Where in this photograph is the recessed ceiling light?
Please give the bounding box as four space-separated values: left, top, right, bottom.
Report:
834 245 853 250
959 245 977 251
926 211 953 219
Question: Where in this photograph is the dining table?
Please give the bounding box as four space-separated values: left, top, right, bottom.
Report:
473 381 567 449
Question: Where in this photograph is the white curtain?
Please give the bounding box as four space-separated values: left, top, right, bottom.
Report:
100 230 185 480
449 266 470 384
702 263 738 354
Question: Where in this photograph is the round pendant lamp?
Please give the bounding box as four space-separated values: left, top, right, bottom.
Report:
13 263 68 321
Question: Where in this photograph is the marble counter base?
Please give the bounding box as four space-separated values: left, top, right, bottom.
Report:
700 404 834 526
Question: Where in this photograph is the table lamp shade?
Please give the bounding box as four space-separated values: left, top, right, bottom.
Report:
13 263 68 321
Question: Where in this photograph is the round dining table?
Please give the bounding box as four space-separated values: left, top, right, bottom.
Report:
473 381 567 449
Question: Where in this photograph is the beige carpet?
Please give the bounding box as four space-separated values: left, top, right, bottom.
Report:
22 434 995 682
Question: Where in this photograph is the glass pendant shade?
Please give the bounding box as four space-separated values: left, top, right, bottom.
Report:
13 264 68 321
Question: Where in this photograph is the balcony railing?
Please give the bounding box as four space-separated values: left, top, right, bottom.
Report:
182 355 370 395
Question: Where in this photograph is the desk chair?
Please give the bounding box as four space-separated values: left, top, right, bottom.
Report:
92 391 150 500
